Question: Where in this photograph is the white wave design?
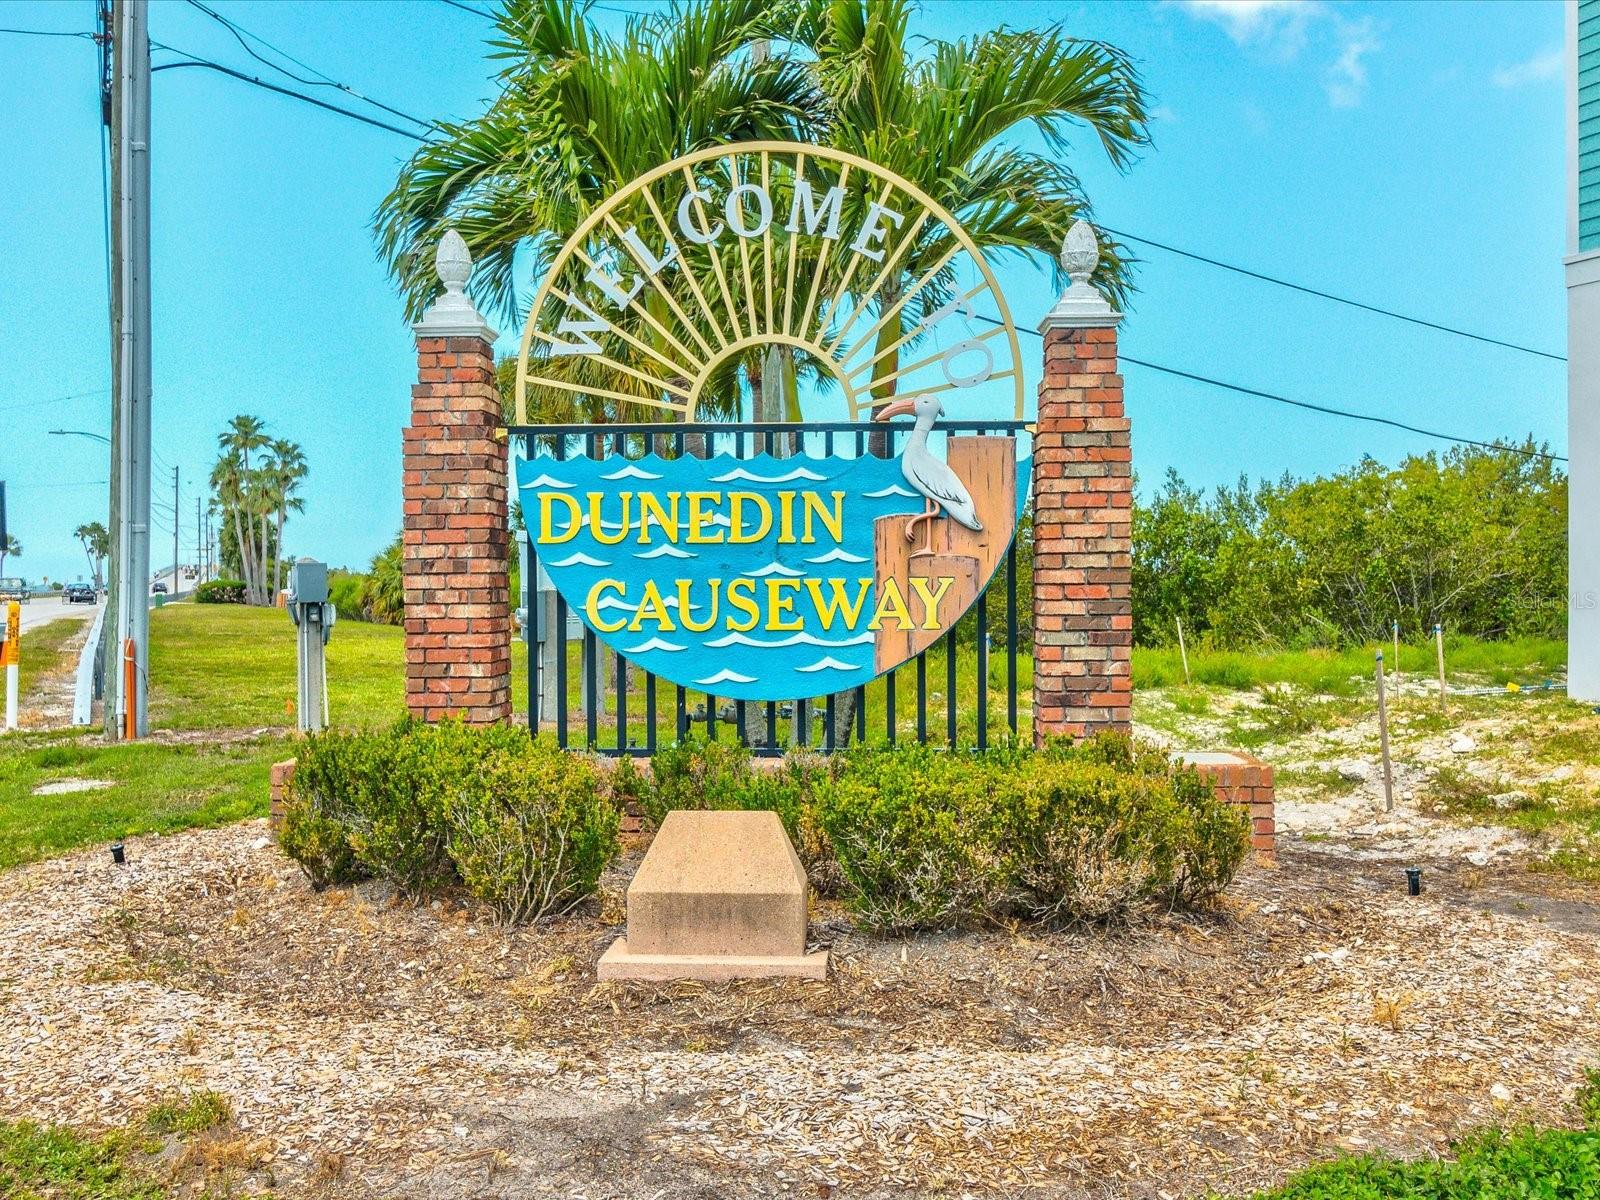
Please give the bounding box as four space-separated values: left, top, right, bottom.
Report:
522 472 574 489
592 596 636 613
805 548 869 565
743 561 807 578
701 512 732 527
547 551 609 568
797 656 862 674
623 637 685 654
710 466 827 484
602 464 662 481
864 483 917 499
635 544 694 560
696 668 757 686
706 631 872 649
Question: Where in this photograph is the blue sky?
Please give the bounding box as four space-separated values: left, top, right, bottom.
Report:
0 0 1567 585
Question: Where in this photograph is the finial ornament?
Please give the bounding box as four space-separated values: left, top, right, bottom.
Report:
1060 219 1099 285
1038 218 1119 333
414 227 497 342
435 229 472 293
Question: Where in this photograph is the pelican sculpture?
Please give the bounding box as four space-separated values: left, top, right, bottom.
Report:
874 394 982 556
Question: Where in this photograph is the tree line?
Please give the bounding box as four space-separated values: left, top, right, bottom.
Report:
210 415 308 605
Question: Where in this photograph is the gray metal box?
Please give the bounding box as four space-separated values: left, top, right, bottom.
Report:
289 558 328 605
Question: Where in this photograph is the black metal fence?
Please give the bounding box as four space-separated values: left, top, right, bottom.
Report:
511 419 1030 756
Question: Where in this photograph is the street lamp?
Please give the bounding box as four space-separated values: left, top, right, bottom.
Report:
49 429 112 445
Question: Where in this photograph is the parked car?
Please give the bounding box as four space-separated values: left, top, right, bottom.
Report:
0 577 28 604
151 581 168 595
63 583 96 604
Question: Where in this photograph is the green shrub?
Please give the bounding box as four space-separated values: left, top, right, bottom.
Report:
1226 1126 1600 1198
443 738 618 923
194 578 245 604
1576 1066 1600 1131
279 720 620 920
642 734 753 826
813 735 1250 932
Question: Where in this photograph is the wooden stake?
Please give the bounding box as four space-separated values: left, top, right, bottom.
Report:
1176 616 1190 685
1376 648 1395 813
1392 620 1400 684
1434 622 1447 712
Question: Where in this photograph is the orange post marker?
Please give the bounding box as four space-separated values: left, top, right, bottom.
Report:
123 638 137 741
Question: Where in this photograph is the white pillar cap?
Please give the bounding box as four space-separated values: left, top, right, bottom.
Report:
413 229 497 342
1039 219 1122 333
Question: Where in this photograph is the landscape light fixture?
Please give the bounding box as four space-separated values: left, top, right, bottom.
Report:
110 842 126 865
1405 867 1422 896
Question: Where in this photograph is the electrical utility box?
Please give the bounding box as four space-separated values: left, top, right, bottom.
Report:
287 557 335 732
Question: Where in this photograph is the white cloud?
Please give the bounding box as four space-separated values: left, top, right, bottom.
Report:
1174 0 1382 109
1324 18 1379 108
1492 48 1563 89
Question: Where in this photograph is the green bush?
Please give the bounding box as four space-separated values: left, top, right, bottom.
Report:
814 735 1249 932
194 578 246 604
1577 1066 1600 1131
280 720 620 919
444 738 618 923
1226 1126 1600 1199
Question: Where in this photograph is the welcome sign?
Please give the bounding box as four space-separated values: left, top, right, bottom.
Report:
513 142 1032 701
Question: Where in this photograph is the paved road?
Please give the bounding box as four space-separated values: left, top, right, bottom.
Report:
11 596 101 635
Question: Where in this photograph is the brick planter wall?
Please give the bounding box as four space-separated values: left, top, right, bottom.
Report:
1177 750 1276 855
268 758 297 832
402 333 511 725
1032 323 1132 741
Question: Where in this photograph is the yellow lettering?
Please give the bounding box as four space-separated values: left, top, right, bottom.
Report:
804 578 870 630
589 491 631 545
765 578 804 631
909 576 956 630
637 493 678 545
867 577 914 632
677 579 719 632
726 578 760 632
686 491 725 543
539 493 582 543
585 580 628 633
801 491 845 544
776 490 797 543
628 580 676 631
728 492 772 544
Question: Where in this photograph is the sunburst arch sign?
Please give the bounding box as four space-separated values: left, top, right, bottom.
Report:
513 141 1032 703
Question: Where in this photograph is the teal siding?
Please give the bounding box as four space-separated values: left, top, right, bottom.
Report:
1585 0 1600 249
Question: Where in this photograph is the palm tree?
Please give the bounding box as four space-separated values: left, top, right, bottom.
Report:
786 0 1147 742
266 439 308 591
74 522 109 590
216 415 270 603
0 535 19 578
375 0 819 422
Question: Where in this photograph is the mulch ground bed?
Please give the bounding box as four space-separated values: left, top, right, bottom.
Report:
2 823 1597 1199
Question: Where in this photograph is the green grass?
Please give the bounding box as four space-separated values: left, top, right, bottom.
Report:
0 732 286 870
1133 636 1566 695
0 1120 161 1200
1422 765 1600 882
143 1092 231 1137
17 616 86 709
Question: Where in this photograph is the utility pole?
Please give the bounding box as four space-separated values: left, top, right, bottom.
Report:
109 0 152 738
195 495 201 585
172 466 179 593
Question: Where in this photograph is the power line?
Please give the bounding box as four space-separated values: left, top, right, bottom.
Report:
183 0 434 132
150 54 428 140
0 27 95 38
1103 227 1565 363
0 388 111 414
973 311 1563 463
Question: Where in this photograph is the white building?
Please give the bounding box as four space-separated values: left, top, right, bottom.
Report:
1568 0 1600 699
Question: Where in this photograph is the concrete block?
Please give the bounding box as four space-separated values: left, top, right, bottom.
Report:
598 810 829 981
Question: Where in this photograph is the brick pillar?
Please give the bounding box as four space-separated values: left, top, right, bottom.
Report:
1033 222 1132 742
403 231 511 725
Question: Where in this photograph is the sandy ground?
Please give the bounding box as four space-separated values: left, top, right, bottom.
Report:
2 815 1597 1200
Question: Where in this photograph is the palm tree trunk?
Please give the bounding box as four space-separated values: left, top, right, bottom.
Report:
274 507 286 592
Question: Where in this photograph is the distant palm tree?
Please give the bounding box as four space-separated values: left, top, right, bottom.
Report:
0 534 20 578
265 438 308 592
213 415 275 603
73 522 109 590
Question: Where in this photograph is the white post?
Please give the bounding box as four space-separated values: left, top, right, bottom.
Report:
4 601 19 731
1376 649 1394 813
1176 616 1190 685
1434 622 1447 712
